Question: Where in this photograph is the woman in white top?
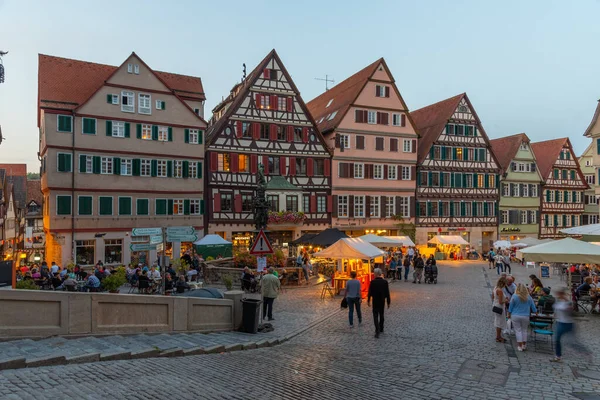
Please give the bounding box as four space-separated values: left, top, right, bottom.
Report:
492 277 508 343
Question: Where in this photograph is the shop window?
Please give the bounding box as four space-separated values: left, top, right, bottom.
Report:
104 239 123 264
75 240 95 265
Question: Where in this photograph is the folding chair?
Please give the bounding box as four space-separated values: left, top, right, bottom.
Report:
530 314 554 352
320 281 334 300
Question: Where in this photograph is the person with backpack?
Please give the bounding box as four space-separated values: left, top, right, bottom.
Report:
413 255 425 284
488 249 496 269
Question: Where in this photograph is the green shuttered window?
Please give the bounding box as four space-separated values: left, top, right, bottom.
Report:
56 195 72 215
137 199 149 215
99 197 113 215
78 196 92 215
82 118 96 134
57 115 72 132
156 199 167 215
57 153 72 172
118 197 132 215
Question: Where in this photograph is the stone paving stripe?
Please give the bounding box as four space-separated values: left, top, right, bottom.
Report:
25 355 66 368
0 358 26 371
204 345 225 354
99 351 131 362
130 349 161 359
255 340 269 349
159 349 184 358
224 344 243 352
65 353 100 365
182 347 206 356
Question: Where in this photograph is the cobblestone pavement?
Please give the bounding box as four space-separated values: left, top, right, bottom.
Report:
1 261 600 399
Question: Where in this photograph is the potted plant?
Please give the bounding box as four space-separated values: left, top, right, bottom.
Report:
222 274 233 291
102 268 127 293
16 280 40 290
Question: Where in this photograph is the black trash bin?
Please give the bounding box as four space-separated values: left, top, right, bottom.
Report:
241 298 262 334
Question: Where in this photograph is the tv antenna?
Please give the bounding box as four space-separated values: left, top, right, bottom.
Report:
315 74 334 91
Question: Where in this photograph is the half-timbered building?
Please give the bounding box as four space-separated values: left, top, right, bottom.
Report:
578 143 598 225
490 133 542 240
411 93 501 253
583 99 600 223
531 138 587 238
205 50 332 248
306 58 418 236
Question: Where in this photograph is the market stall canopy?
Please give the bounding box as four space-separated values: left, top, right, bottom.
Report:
384 236 416 247
310 228 349 247
313 238 385 260
519 237 600 264
428 235 469 245
560 224 600 236
512 237 554 247
290 232 317 245
193 234 233 259
358 234 399 247
493 240 511 249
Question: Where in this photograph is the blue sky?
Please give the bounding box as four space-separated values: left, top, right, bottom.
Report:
1 0 599 172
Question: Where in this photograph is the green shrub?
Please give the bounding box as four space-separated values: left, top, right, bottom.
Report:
222 274 233 291
16 280 40 290
102 268 127 292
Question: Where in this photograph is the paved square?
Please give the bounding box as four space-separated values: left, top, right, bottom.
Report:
0 261 600 399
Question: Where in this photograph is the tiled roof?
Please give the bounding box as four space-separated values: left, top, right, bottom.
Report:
26 180 43 206
530 138 569 180
0 164 27 177
410 94 464 163
584 99 600 137
38 54 205 116
306 59 382 134
489 133 530 174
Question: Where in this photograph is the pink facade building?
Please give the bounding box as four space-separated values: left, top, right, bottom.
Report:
307 59 418 236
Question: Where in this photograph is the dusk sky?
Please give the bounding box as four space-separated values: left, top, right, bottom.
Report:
1 0 599 172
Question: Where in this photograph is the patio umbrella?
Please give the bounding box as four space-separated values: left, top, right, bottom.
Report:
493 240 512 249
310 228 349 247
428 235 469 245
313 238 385 260
519 237 600 264
358 234 399 247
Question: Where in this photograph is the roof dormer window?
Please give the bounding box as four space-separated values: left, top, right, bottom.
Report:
127 63 132 73
134 64 139 74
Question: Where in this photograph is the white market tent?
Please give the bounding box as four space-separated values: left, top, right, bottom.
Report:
385 236 416 247
193 234 232 245
512 237 554 247
358 234 414 247
313 238 385 260
428 235 469 245
493 240 512 249
519 237 600 264
560 224 600 235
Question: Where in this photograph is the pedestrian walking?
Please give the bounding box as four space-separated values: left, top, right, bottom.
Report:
402 255 410 281
261 267 280 321
367 268 390 338
550 288 591 363
389 257 397 281
502 252 512 274
494 252 504 275
488 249 496 269
413 255 424 284
346 271 362 327
508 283 537 351
492 277 508 343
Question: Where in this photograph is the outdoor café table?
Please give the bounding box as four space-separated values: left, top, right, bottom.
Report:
149 278 162 294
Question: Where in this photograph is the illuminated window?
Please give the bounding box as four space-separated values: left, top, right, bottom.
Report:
218 154 230 172
238 154 249 173
456 148 463 161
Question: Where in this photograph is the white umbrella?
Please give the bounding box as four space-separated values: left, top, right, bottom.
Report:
512 243 528 248
384 236 416 247
358 234 398 247
560 224 600 235
519 237 600 264
313 238 385 260
428 235 469 245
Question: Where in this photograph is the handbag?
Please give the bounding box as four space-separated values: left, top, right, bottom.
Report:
492 306 503 314
341 297 348 309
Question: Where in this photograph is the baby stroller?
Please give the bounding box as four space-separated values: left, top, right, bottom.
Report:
424 264 438 284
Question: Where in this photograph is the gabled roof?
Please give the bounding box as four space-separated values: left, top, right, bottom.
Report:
530 138 569 180
489 133 530 174
410 93 465 163
206 49 331 155
38 53 206 124
306 59 381 134
26 180 43 206
584 100 600 137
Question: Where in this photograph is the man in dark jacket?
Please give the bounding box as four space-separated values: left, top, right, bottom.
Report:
368 268 391 338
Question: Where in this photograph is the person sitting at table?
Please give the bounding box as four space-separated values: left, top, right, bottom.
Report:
529 277 544 298
50 272 63 290
186 266 198 282
31 268 41 279
536 288 555 313
176 275 190 293
148 266 161 279
129 269 140 286
59 274 78 291
576 276 593 298
137 271 151 294
164 273 175 294
23 272 33 281
167 265 177 280
85 274 101 292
